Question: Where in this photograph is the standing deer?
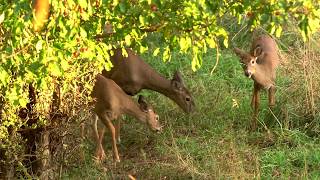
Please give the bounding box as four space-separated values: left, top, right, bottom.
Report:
233 35 280 130
92 74 162 162
102 48 195 113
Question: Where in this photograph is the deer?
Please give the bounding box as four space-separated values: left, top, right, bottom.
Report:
91 74 162 162
233 35 280 130
102 48 195 113
92 48 195 150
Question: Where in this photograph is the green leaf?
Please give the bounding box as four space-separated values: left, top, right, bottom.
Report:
119 2 126 13
29 61 43 75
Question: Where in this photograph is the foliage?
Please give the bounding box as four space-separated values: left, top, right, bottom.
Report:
0 0 319 173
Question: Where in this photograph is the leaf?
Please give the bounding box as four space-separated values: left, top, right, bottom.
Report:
80 27 87 38
60 58 69 71
125 34 131 46
223 38 228 48
270 24 276 35
275 26 282 38
163 46 171 62
0 12 4 24
29 61 43 74
206 38 216 48
79 0 87 8
139 46 148 54
0 66 8 86
36 40 43 53
48 62 62 77
179 37 191 52
121 48 128 58
139 16 145 26
119 2 126 13
153 48 160 56
19 98 28 107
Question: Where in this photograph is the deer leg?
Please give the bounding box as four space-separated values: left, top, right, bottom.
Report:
268 86 276 107
251 89 256 109
100 113 120 163
92 114 106 161
115 118 121 144
251 83 261 130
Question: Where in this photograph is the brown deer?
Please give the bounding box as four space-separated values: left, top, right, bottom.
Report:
92 74 162 162
233 35 280 130
102 48 195 113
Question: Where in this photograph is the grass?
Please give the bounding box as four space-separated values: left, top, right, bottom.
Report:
60 32 320 179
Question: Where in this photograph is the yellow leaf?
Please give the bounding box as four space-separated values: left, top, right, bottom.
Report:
153 48 160 56
275 26 282 38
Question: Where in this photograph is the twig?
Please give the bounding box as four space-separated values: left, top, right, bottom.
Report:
210 44 219 75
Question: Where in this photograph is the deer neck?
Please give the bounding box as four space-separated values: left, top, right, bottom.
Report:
122 100 147 123
253 65 274 88
142 68 174 98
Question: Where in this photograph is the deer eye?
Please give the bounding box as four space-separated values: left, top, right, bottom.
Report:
251 60 255 64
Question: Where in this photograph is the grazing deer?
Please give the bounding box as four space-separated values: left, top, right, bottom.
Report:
92 74 162 162
102 48 195 113
233 35 280 129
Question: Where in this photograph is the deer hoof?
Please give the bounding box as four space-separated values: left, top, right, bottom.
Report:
269 102 275 108
115 157 121 163
95 149 106 162
250 119 257 131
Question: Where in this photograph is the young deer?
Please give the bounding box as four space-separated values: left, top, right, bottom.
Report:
234 35 280 129
92 74 162 162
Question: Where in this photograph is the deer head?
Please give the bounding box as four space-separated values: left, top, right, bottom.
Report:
138 95 162 132
170 71 195 113
234 46 265 79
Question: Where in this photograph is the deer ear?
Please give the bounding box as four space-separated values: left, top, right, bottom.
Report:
234 48 249 63
253 46 263 57
173 71 183 83
138 95 148 112
171 79 183 92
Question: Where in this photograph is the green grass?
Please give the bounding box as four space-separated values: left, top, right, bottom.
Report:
61 39 320 179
